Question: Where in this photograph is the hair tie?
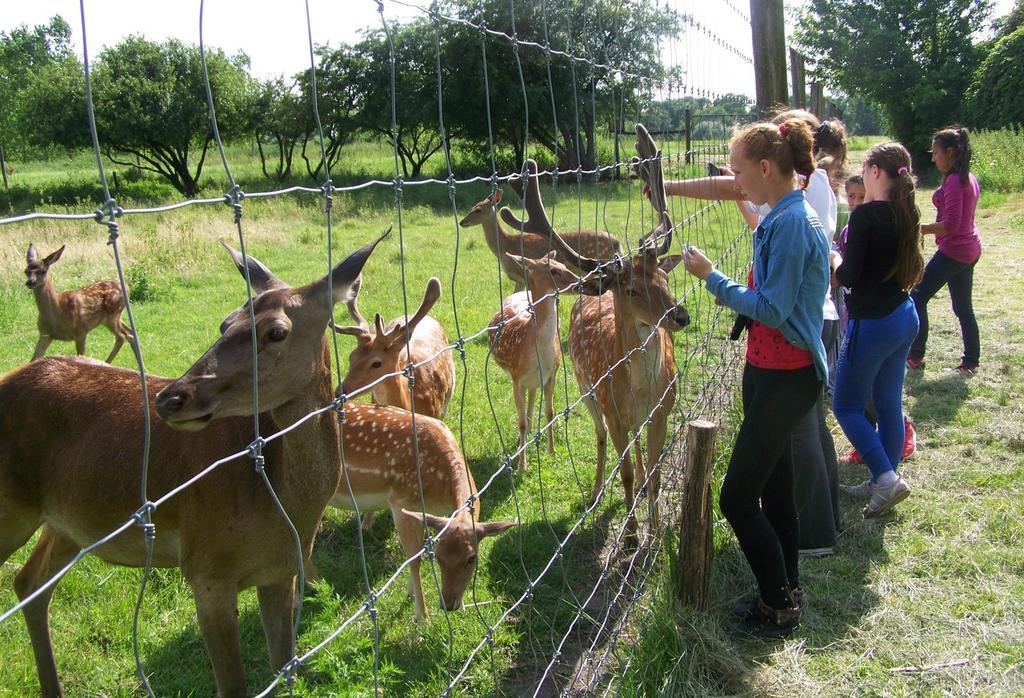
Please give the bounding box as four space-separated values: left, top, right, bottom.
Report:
897 166 909 175
778 123 789 137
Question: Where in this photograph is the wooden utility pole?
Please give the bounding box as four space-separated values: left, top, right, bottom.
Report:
750 0 789 118
675 420 719 610
789 49 806 109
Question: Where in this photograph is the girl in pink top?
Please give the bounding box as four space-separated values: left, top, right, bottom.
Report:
907 127 981 373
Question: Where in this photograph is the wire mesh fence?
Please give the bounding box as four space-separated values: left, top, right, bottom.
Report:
0 1 755 694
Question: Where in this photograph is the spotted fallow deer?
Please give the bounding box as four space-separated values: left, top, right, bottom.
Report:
525 125 690 533
0 235 381 698
487 252 603 470
156 244 513 626
459 188 622 292
332 276 457 531
24 243 134 363
334 276 455 420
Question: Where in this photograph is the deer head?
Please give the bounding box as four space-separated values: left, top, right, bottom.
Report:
24 244 65 290
154 232 388 429
505 126 689 331
402 509 515 611
333 277 443 399
505 251 606 296
457 189 503 228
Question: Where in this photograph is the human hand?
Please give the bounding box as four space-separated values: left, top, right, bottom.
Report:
682 245 714 280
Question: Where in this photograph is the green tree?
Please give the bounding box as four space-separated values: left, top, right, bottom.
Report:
964 27 1024 128
440 0 679 172
248 77 307 181
796 0 991 158
88 37 252 197
0 15 73 180
296 44 365 180
352 21 453 180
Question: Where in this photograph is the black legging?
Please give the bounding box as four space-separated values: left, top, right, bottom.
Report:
909 250 980 367
720 363 822 609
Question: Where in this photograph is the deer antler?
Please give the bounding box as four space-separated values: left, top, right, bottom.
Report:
500 159 551 237
345 275 370 331
501 159 616 276
634 123 673 256
381 277 442 347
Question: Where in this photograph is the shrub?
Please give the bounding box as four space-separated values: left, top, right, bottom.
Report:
964 28 1024 131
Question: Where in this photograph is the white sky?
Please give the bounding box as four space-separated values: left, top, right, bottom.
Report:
1 0 758 97
1 0 1014 101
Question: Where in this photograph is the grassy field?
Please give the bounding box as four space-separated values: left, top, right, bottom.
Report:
0 148 749 696
612 169 1024 694
2 133 1020 696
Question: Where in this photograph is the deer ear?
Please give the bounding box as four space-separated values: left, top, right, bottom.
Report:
401 508 450 533
313 227 390 306
659 255 684 273
476 519 517 539
27 244 38 264
493 189 503 204
220 240 287 293
43 245 65 266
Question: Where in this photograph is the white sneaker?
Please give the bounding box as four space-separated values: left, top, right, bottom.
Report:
840 478 874 499
863 475 911 518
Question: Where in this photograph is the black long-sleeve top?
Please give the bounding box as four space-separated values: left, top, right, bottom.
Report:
835 201 909 319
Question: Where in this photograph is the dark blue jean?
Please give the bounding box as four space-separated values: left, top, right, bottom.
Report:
833 299 919 480
910 250 980 367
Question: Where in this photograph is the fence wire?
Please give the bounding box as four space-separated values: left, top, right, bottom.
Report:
0 1 756 695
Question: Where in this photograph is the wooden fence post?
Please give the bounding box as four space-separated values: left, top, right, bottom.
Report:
789 49 806 109
0 144 8 189
684 108 692 165
675 420 719 610
749 0 789 118
810 81 825 119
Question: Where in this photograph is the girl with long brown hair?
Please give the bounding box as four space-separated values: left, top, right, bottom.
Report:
833 142 923 518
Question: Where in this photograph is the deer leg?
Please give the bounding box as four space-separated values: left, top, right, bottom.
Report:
361 511 377 530
526 387 538 464
543 374 557 455
257 579 297 675
583 396 608 506
31 335 52 361
608 421 637 537
103 319 129 363
513 383 528 471
393 507 428 621
74 335 86 356
14 526 80 698
191 580 246 698
646 414 670 530
633 440 646 498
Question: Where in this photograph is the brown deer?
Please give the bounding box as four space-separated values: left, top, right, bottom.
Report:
0 235 381 698
332 276 457 531
24 243 134 363
459 188 622 292
156 245 513 625
519 125 690 533
326 403 515 620
487 252 603 470
334 276 455 420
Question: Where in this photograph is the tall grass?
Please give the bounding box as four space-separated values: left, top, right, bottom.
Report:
971 127 1024 193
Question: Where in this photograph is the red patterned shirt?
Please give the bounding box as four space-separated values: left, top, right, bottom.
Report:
744 269 812 370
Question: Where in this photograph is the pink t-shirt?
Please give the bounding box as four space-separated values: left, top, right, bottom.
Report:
933 172 981 264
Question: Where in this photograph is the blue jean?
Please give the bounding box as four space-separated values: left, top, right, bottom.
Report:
910 250 980 367
833 299 919 480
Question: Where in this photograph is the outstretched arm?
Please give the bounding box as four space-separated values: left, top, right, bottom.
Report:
664 176 744 201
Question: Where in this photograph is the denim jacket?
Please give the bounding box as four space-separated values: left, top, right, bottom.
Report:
705 189 830 382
